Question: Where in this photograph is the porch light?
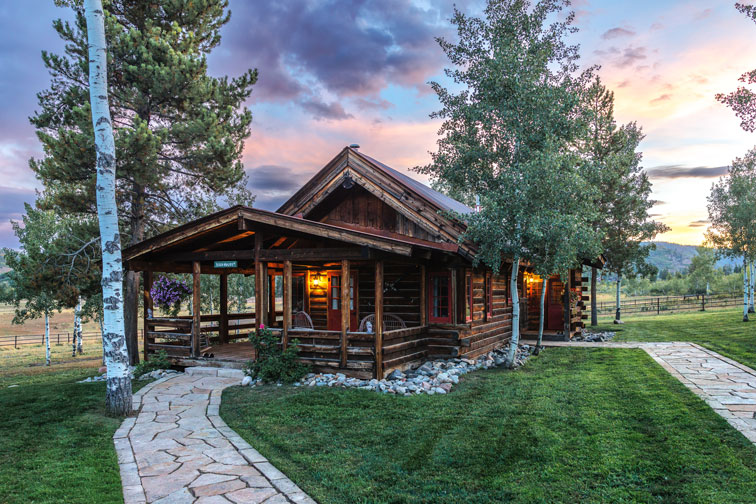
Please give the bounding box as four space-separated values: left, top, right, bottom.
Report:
311 273 326 288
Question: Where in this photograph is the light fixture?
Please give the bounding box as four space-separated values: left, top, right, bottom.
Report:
311 272 326 288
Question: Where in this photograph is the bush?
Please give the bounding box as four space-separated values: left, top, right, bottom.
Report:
246 325 309 384
133 350 172 379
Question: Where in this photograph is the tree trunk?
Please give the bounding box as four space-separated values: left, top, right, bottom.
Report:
748 262 752 310
85 0 132 415
536 278 546 352
505 257 520 367
72 298 82 356
100 318 106 366
124 183 145 366
614 276 622 323
590 266 598 326
45 311 51 366
744 255 750 322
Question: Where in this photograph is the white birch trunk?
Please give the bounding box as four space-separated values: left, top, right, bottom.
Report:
744 255 750 322
84 0 131 415
45 311 51 366
72 298 83 356
100 317 106 366
614 276 622 323
505 257 520 367
536 278 546 351
748 262 752 310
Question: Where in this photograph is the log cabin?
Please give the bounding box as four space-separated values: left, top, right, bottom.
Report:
123 145 598 379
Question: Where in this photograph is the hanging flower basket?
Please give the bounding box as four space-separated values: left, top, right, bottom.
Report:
151 276 191 315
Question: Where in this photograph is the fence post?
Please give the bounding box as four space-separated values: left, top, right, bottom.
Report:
657 297 660 315
702 293 705 311
15 335 17 348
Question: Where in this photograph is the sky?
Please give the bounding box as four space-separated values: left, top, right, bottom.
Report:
0 0 755 248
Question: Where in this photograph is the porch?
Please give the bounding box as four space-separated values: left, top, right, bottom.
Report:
125 207 461 379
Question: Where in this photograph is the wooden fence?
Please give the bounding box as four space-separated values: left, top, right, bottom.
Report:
587 293 743 318
0 331 110 349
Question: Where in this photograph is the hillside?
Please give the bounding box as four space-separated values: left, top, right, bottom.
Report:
647 242 737 274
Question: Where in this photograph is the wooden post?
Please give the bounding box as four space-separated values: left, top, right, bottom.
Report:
283 260 292 349
340 259 350 368
419 264 427 326
268 273 276 325
254 232 263 330
375 260 384 379
143 270 153 362
219 273 228 344
192 261 201 357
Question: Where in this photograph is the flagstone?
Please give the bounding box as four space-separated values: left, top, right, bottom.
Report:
115 370 312 503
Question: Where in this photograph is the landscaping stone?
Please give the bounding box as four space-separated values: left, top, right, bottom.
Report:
275 344 534 397
572 331 616 343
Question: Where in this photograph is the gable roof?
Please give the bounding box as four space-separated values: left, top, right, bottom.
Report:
355 152 474 216
276 146 475 259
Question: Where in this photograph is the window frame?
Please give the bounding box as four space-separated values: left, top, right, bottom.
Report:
428 271 452 324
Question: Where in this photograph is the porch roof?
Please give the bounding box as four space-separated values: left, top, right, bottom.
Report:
123 205 459 272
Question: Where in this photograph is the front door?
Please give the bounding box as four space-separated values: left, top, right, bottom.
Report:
546 279 564 331
327 272 358 331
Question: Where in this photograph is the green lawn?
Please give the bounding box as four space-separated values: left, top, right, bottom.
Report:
0 370 150 504
222 348 756 504
595 307 756 370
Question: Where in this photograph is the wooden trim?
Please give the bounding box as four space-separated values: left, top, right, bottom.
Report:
219 273 228 344
258 247 371 261
340 260 350 367
374 260 384 379
283 260 292 349
192 261 201 357
419 265 427 326
465 270 473 323
143 271 153 362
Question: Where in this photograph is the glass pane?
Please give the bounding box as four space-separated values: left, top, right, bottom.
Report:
332 276 339 287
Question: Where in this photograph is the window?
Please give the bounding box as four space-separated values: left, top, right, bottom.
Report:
428 271 452 323
465 272 473 323
485 272 493 320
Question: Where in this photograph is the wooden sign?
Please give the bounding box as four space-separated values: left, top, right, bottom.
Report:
214 260 238 268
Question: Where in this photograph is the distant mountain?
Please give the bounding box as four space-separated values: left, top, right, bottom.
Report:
646 242 737 274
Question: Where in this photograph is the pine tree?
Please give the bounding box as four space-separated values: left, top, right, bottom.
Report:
31 0 257 364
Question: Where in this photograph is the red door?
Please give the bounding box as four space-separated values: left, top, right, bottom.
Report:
546 279 564 330
327 273 358 331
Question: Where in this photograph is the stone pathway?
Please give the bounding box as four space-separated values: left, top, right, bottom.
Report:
114 367 315 504
524 339 756 445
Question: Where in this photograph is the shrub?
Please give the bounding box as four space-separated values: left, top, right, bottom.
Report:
133 350 172 379
246 325 309 384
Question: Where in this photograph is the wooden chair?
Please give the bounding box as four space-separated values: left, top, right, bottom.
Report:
292 311 314 329
358 313 406 332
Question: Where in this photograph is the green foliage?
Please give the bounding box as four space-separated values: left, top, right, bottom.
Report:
716 3 756 132
223 347 756 503
245 326 308 384
706 148 756 262
578 79 667 281
133 350 171 378
420 0 599 276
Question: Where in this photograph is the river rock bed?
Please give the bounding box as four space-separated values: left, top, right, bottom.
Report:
244 344 534 396
573 331 615 342
78 368 179 383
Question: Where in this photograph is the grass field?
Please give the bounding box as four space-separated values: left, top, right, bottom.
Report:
222 348 756 504
595 307 756 371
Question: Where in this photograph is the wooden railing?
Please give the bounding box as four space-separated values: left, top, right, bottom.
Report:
145 317 194 358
